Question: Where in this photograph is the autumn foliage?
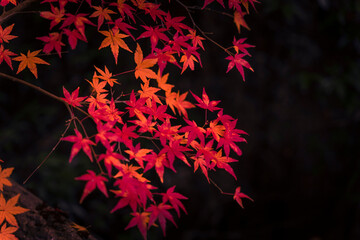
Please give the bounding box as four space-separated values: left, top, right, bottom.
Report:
0 0 258 238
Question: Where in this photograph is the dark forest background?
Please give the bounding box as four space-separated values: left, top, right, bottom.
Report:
1 0 360 239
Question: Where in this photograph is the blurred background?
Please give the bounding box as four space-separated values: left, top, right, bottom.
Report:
1 0 360 239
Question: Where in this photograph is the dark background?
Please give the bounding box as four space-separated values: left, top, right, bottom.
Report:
0 0 360 239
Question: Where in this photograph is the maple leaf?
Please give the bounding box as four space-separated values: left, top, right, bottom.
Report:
0 166 13 191
225 53 253 81
134 43 158 82
0 194 28 226
98 146 125 176
144 152 171 183
63 29 86 49
143 3 166 22
87 73 107 94
138 80 161 106
90 6 116 30
217 119 247 156
0 24 17 43
211 149 237 179
202 0 224 9
40 5 65 29
233 187 253 208
156 71 174 93
75 170 109 203
164 13 190 34
125 90 148 118
0 45 16 70
62 129 95 163
13 50 50 79
111 18 136 40
37 32 65 57
159 139 191 167
174 91 195 118
180 53 198 73
191 88 221 112
0 223 18 240
94 65 118 87
147 203 177 235
187 30 204 50
111 0 135 22
154 119 181 146
125 143 152 168
180 118 206 146
61 13 95 39
148 46 179 74
125 211 150 240
206 119 225 142
233 10 250 33
162 186 187 217
241 0 260 13
70 222 89 234
233 37 255 56
61 87 86 107
99 28 132 64
0 0 16 7
191 155 209 182
137 25 169 52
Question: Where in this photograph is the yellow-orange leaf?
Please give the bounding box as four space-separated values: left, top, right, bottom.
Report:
13 50 50 78
0 194 28 226
99 28 132 64
0 166 13 191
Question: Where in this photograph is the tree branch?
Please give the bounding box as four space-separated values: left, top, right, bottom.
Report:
0 0 40 24
0 72 89 117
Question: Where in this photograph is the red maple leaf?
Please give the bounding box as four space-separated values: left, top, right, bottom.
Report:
232 37 255 56
63 29 86 49
40 5 65 29
125 212 150 240
225 53 253 81
162 186 187 217
0 45 16 70
147 203 177 235
37 32 65 57
137 26 169 52
61 87 86 107
61 13 95 39
75 170 109 203
191 88 221 112
233 186 253 208
62 129 95 163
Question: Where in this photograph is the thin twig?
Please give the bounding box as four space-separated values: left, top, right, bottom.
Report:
23 119 73 184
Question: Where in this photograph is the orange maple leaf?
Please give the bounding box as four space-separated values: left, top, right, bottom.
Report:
175 91 195 118
13 50 50 78
0 166 13 191
0 223 18 240
0 194 28 226
156 71 174 93
134 43 157 82
138 81 161 106
99 28 132 64
0 24 17 44
94 65 118 87
90 6 116 30
234 10 250 33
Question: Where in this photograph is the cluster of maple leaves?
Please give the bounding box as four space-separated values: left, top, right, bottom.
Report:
0 0 258 238
0 162 28 240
